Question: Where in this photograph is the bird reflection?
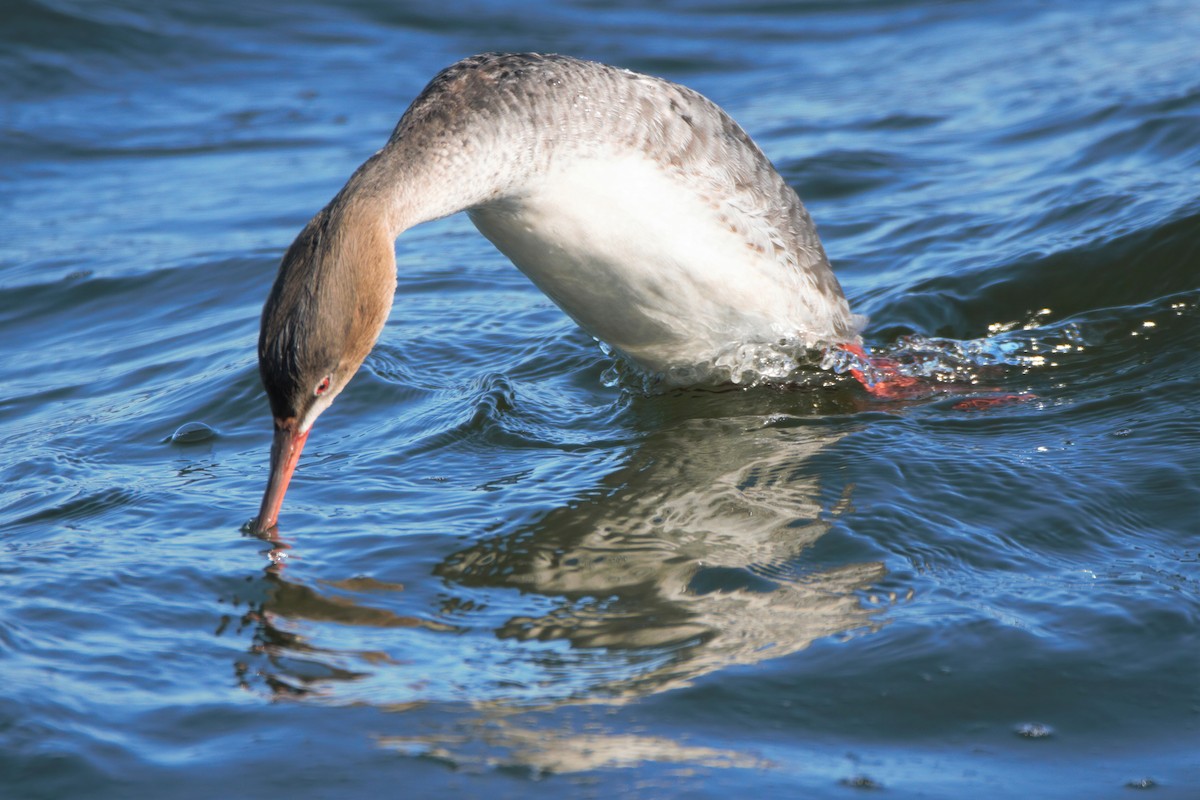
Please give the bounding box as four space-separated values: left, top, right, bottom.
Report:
434 394 886 700
230 531 455 699
230 389 893 770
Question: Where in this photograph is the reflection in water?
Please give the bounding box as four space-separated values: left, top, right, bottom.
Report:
230 539 456 699
232 393 891 769
436 409 886 701
378 717 774 775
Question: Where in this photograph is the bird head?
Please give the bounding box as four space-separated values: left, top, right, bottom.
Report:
253 206 395 533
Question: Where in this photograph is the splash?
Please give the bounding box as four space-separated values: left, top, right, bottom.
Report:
820 310 1087 399
599 312 1086 396
850 318 1084 386
599 337 847 393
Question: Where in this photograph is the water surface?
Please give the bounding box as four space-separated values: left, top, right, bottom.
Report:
3 0 1199 797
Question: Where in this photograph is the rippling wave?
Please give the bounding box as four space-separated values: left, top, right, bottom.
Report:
3 0 1199 796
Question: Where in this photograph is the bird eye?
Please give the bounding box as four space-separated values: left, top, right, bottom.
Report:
315 375 332 396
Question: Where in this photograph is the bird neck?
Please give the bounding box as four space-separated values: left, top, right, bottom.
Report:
306 188 400 373
309 134 519 375
333 139 514 246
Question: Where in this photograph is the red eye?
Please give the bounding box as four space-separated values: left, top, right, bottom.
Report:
315 376 331 396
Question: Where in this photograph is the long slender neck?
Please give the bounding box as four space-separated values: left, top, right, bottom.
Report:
271 127 511 408
338 118 534 246
336 53 634 242
334 153 501 246
302 110 529 373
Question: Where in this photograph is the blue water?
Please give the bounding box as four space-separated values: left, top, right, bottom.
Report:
3 1 1199 797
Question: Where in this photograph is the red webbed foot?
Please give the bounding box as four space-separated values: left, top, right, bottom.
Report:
839 343 926 399
837 343 1035 408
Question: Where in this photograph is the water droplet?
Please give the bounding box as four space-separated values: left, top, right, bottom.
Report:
1015 722 1053 739
840 775 882 789
171 421 216 444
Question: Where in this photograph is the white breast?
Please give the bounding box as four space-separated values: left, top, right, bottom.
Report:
470 151 846 378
